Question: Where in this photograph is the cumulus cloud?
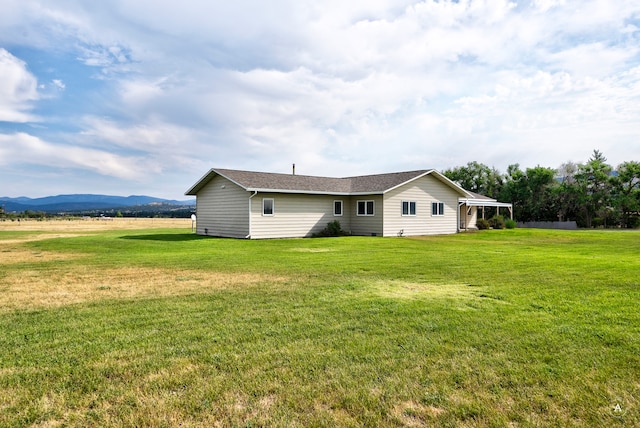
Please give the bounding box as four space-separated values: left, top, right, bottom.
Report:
0 48 39 122
1 0 640 198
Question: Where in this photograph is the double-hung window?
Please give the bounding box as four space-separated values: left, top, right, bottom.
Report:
357 200 374 216
262 198 274 216
431 201 444 216
334 200 343 216
402 201 417 216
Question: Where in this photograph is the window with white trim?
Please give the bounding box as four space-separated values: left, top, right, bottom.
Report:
357 200 374 216
432 201 444 216
333 200 343 216
402 201 417 216
262 198 274 216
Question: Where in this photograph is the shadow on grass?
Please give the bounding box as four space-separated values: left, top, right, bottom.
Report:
120 234 206 242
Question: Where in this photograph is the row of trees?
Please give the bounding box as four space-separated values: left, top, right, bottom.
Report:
444 150 640 228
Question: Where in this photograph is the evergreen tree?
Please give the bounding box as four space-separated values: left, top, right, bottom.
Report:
574 150 613 227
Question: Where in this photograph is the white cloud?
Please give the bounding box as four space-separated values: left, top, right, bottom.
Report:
545 42 639 78
0 132 155 180
0 48 39 122
51 79 65 90
79 115 204 163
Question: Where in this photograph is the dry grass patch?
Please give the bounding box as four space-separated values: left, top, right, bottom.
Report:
0 233 92 245
0 247 84 264
0 218 191 232
392 400 446 426
1 266 286 311
371 280 478 300
392 400 446 427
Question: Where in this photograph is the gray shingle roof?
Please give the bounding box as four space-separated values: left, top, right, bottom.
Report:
186 168 469 196
213 168 354 193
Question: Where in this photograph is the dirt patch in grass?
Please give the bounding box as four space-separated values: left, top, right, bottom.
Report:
1 266 286 311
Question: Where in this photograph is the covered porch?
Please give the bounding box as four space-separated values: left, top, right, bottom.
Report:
458 194 513 230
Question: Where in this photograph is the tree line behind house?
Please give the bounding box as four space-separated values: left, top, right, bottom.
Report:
444 150 640 228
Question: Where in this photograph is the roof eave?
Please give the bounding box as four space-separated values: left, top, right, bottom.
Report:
184 168 216 195
384 169 473 197
246 187 351 196
185 168 250 195
246 188 372 196
382 170 433 194
462 199 512 208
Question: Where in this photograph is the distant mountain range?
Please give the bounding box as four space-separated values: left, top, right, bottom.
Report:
0 194 195 213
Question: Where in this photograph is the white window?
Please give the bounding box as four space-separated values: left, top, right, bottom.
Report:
262 198 274 216
333 200 343 216
402 201 417 216
432 201 444 216
357 200 375 216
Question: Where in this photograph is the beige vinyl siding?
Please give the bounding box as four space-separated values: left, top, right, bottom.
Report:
460 205 478 229
383 175 461 236
349 195 384 236
250 193 351 239
195 175 249 238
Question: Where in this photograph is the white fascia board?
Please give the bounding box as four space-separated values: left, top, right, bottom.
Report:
349 191 385 196
246 188 384 196
382 170 433 194
382 169 472 197
429 170 475 197
186 168 251 195
184 168 216 195
211 169 251 191
461 199 512 208
246 188 362 196
459 196 497 203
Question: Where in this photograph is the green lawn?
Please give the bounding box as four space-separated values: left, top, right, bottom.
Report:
1 228 638 426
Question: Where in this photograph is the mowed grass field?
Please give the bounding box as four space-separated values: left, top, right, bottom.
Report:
0 219 638 427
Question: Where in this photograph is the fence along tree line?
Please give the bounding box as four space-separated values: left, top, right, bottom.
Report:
444 150 640 229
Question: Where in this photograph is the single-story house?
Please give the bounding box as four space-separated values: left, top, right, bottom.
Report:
185 168 512 239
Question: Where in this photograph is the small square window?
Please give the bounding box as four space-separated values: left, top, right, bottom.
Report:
262 198 274 216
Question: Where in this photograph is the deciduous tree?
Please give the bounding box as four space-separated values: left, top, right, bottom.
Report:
611 161 640 228
444 161 501 198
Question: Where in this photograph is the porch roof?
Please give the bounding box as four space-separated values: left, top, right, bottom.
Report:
460 198 513 208
459 191 512 209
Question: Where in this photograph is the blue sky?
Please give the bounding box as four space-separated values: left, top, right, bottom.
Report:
1 0 639 200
